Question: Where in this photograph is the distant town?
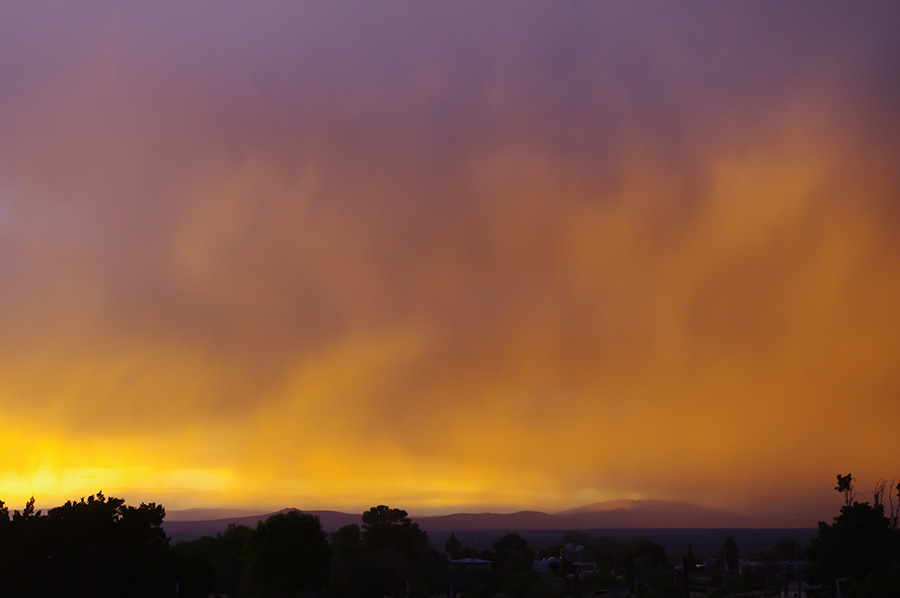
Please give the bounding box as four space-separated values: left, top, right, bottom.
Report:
0 473 895 597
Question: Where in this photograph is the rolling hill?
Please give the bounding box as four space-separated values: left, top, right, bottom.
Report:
163 499 813 542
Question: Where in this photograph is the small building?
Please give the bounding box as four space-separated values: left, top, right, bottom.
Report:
560 543 597 572
450 557 493 568
534 557 562 574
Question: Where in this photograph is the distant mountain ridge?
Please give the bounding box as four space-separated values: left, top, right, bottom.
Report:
557 499 701 514
413 500 790 531
165 508 269 522
163 499 814 542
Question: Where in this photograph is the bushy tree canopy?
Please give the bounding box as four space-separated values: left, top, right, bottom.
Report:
244 510 331 598
0 492 172 598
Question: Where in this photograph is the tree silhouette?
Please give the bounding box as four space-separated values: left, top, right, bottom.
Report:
326 524 365 597
0 492 173 598
358 505 437 597
492 533 533 572
361 505 430 561
721 536 738 572
445 532 463 559
174 522 251 597
835 473 855 506
769 538 798 561
809 475 900 591
244 510 331 598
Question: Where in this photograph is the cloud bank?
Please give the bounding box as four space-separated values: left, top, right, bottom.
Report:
1 2 898 517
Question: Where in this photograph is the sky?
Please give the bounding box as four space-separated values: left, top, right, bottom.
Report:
1 2 899 522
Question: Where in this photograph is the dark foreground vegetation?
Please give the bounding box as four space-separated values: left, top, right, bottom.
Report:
1 473 898 597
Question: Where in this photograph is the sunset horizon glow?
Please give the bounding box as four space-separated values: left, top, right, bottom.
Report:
2 2 899 526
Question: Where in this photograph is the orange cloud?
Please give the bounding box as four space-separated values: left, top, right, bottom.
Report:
0 3 898 520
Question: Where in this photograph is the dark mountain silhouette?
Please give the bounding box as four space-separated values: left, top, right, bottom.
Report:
163 500 814 542
413 500 813 531
165 508 269 522
413 500 754 531
557 499 757 528
416 510 560 532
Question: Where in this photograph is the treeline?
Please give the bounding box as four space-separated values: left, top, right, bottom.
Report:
176 507 674 598
0 493 172 597
4 474 899 598
176 505 445 597
803 473 900 596
0 494 671 598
